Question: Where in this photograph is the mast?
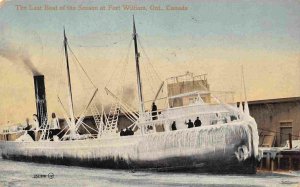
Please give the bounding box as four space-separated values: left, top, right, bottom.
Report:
241 65 250 116
63 28 76 131
241 66 247 102
132 16 145 115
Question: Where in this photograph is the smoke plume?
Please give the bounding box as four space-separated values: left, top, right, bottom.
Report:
122 85 135 105
0 40 41 76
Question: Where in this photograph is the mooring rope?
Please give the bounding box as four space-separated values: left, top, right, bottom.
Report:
258 128 300 138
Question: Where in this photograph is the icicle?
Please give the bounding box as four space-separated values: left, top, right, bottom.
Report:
239 101 244 114
244 100 250 116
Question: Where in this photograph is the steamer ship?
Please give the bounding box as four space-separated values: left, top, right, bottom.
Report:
0 17 259 173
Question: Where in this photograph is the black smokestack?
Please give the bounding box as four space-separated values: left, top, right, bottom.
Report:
33 75 47 127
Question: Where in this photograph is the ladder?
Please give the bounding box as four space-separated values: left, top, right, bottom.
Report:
104 102 120 134
90 102 103 135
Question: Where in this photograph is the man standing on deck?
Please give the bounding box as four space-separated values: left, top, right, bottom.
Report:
194 117 202 127
171 121 177 131
151 102 158 120
185 119 194 128
50 113 60 130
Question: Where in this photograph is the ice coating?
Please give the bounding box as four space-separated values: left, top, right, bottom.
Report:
15 133 34 142
0 119 258 163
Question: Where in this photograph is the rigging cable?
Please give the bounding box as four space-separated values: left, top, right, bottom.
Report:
137 36 162 97
119 39 133 95
105 39 132 89
55 43 68 120
67 42 97 89
55 43 65 96
137 36 162 83
137 40 157 96
138 35 170 78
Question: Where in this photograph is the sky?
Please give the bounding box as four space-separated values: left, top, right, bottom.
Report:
0 0 299 125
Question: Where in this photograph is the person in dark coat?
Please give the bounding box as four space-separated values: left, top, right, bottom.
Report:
127 128 134 135
120 128 134 136
171 121 177 131
120 129 126 136
151 102 158 120
185 119 194 128
194 117 202 127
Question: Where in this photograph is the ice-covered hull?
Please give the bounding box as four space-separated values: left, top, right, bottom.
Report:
1 151 257 174
0 120 259 174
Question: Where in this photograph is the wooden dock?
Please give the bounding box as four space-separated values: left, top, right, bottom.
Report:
258 147 300 171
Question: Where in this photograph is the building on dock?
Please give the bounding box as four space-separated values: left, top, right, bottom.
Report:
247 97 300 171
248 97 300 147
